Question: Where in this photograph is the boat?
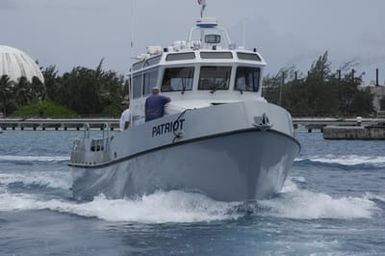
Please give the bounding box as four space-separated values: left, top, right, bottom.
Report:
69 3 301 202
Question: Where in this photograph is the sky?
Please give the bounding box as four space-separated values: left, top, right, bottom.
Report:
1 0 385 84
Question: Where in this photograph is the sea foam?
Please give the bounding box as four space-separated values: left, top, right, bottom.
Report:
0 155 69 163
257 177 380 219
0 184 380 223
0 191 241 223
296 155 385 168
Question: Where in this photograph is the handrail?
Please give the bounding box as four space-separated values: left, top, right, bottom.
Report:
104 122 110 138
83 123 90 139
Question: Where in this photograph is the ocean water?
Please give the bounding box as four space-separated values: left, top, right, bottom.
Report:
0 130 384 256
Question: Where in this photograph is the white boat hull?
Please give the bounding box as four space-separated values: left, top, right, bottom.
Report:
71 129 299 202
70 101 300 201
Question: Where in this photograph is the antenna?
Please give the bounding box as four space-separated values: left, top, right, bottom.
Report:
242 19 246 47
198 0 207 18
128 0 136 127
130 0 135 53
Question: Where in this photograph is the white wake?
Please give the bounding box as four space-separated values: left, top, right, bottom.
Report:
0 181 381 223
296 155 385 168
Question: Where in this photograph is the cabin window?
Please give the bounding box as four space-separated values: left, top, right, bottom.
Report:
144 55 162 67
133 74 142 98
205 34 221 44
133 61 144 71
143 68 159 95
237 52 262 61
161 67 194 92
198 66 231 91
200 52 233 59
166 52 195 61
235 67 260 92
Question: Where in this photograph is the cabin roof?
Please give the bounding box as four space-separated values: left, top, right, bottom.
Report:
131 50 266 74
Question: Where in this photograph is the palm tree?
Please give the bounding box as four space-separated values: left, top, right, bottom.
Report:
0 75 15 117
31 76 46 101
42 65 64 103
14 76 33 108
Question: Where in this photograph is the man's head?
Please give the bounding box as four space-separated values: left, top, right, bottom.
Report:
152 87 160 95
121 100 130 109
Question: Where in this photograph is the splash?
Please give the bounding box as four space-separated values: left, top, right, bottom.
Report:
258 180 380 220
365 192 385 204
0 185 380 223
281 178 301 193
0 191 242 223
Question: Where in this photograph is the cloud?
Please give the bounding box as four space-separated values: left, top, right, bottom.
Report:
0 0 16 10
1 0 384 83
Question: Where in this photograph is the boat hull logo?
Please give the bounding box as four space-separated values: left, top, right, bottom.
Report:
152 119 185 137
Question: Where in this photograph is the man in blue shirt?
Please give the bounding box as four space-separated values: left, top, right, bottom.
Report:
145 87 171 122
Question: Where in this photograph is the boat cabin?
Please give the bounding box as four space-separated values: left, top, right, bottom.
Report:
128 17 267 126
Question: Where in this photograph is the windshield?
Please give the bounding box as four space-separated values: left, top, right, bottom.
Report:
198 66 231 91
161 67 194 92
235 67 260 92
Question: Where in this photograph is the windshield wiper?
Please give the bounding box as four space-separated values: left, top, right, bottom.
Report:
210 84 219 94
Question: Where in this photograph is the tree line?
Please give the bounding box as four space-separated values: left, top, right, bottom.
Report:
0 52 380 118
0 60 128 118
262 51 375 117
0 75 45 117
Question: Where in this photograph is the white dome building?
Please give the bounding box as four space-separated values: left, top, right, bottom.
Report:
0 45 44 83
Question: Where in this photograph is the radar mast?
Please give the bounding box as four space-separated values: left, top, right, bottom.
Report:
197 0 207 18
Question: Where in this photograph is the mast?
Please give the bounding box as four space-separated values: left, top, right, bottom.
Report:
129 0 136 127
198 0 207 18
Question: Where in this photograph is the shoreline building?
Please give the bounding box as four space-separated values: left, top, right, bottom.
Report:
0 45 44 83
0 45 45 117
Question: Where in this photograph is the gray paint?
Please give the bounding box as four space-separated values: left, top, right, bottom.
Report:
70 101 300 201
72 131 299 202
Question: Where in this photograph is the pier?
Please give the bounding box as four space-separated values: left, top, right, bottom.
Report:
0 117 384 132
293 117 385 132
0 118 119 131
295 117 385 140
323 125 385 140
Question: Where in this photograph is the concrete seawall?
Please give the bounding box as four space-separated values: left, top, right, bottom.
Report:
1 118 384 135
323 125 385 140
0 118 119 131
